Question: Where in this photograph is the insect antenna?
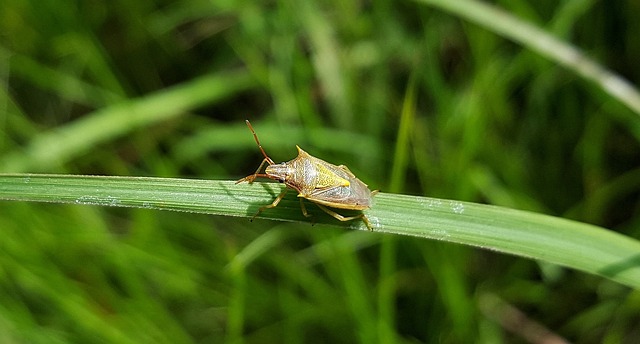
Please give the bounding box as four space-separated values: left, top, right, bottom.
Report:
245 120 275 164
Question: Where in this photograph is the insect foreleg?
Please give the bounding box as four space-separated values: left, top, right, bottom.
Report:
315 204 373 231
236 158 272 184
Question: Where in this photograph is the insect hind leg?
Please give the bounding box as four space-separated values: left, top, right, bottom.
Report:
315 204 373 231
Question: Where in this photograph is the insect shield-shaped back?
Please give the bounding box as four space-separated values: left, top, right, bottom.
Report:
237 121 376 230
289 146 372 210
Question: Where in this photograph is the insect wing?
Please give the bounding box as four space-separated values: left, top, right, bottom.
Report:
307 164 372 210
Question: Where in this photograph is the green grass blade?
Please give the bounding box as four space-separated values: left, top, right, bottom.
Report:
1 174 639 289
0 70 254 173
416 0 640 117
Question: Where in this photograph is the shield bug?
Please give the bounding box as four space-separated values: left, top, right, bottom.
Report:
236 120 377 230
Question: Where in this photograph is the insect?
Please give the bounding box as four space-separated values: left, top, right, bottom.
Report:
236 120 377 230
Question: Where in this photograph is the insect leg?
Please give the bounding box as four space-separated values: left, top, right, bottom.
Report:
315 204 374 231
251 189 288 221
299 198 312 218
236 158 271 184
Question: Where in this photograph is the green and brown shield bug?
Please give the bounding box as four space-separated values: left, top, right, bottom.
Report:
236 120 377 230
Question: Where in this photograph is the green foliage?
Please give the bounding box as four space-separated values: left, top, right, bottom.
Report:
1 174 640 290
1 0 640 343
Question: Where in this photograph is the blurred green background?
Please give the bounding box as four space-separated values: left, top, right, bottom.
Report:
1 0 639 343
